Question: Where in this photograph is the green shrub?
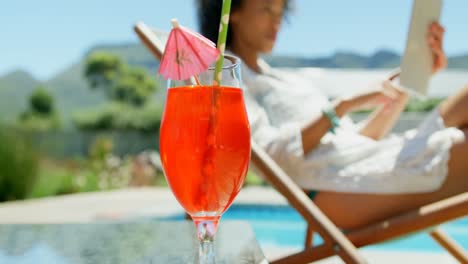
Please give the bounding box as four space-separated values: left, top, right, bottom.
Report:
17 112 61 131
405 97 445 112
16 86 61 131
29 164 104 199
352 97 445 114
29 166 77 198
89 136 114 163
0 128 39 201
73 102 163 131
30 87 54 115
244 170 265 186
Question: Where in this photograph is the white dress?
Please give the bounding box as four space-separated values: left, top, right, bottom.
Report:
242 59 465 194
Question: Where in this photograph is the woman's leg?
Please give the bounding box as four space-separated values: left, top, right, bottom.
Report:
314 130 468 230
440 85 468 128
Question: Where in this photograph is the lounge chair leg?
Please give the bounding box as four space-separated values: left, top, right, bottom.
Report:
305 225 314 248
184 213 192 220
430 228 468 264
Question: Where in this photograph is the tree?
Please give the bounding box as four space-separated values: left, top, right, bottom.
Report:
84 52 124 92
84 52 157 106
73 102 163 131
18 86 61 131
30 86 54 115
113 68 156 106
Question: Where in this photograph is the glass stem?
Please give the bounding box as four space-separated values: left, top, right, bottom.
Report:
194 218 219 264
199 239 215 264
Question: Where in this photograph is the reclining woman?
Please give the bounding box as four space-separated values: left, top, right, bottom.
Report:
197 0 468 229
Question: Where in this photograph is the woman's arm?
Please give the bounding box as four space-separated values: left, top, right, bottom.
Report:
358 81 409 140
358 22 447 140
301 99 348 155
301 90 397 154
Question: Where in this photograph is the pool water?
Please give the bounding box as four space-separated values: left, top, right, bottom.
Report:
166 204 468 252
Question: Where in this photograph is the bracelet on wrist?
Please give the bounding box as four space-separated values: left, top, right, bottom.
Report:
322 106 340 134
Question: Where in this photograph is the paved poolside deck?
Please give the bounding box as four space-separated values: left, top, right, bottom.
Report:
0 187 460 263
267 247 459 263
0 187 286 224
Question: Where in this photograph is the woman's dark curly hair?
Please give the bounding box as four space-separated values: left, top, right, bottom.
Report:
196 0 292 48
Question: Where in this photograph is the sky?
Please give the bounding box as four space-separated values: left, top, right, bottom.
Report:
0 0 467 80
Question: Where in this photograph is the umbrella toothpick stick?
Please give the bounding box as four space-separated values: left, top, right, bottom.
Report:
191 76 201 86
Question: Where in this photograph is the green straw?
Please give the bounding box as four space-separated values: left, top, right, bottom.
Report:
213 0 232 86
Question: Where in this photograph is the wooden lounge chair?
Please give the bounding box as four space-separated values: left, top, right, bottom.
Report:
134 21 468 264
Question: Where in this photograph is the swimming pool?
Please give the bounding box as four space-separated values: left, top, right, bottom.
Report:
166 204 468 252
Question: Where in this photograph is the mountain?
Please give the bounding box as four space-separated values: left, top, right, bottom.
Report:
85 43 159 71
368 50 401 68
264 50 399 68
44 62 106 125
1 42 467 127
449 54 468 69
0 70 40 123
0 70 39 89
265 50 468 70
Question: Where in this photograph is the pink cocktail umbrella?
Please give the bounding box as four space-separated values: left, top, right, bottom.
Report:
158 19 220 81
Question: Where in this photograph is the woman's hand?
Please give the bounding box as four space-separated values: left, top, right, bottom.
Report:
355 81 409 140
428 22 447 74
338 81 408 114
